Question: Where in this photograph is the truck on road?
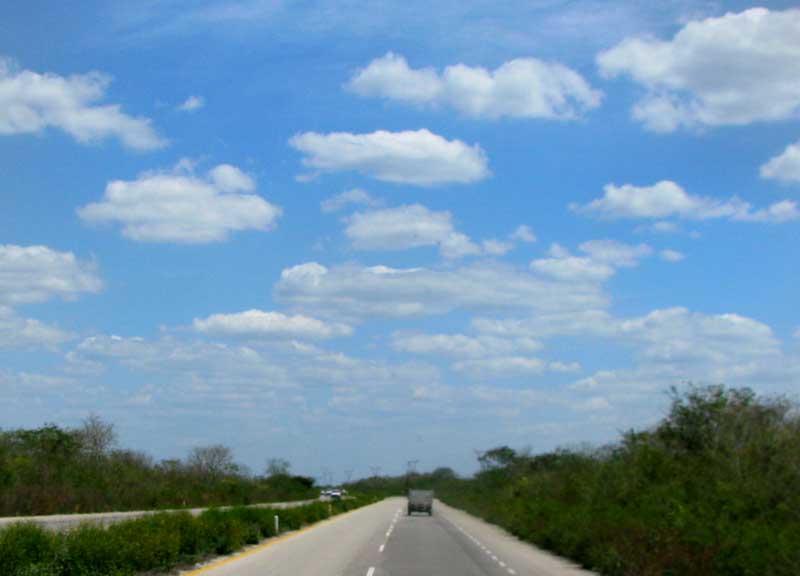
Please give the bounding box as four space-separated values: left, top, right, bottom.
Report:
407 489 433 516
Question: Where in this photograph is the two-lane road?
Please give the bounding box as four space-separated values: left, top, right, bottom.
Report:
184 497 596 576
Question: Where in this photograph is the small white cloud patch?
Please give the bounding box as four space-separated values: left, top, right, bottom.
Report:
0 244 102 305
0 57 165 150
510 225 536 243
660 249 685 262
344 204 516 259
0 306 74 349
761 140 800 183
78 161 282 243
531 240 651 282
321 189 382 213
573 180 800 223
348 52 602 120
177 95 205 112
289 129 489 186
193 309 352 339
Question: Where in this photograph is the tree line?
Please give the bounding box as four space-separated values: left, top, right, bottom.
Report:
348 385 800 576
0 416 315 516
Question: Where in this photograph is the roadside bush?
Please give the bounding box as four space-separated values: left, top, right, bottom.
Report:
0 523 56 576
107 515 181 571
0 493 375 576
60 524 125 576
198 509 247 555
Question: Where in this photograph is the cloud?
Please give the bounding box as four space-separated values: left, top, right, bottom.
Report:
660 249 685 262
0 57 165 150
346 204 482 259
597 8 800 131
481 239 513 256
177 95 205 112
275 261 608 321
579 239 653 267
510 225 536 243
344 204 525 259
761 140 800 183
618 307 781 366
573 180 800 223
347 52 602 120
320 189 381 213
193 309 352 339
0 306 74 349
0 244 102 305
392 332 541 359
78 161 282 243
64 332 441 414
531 240 651 282
453 356 546 377
289 129 489 186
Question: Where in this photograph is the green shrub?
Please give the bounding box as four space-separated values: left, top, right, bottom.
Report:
0 523 55 576
199 509 248 554
107 514 181 571
60 524 126 576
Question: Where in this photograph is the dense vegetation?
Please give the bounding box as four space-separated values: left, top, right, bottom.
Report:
0 417 316 516
0 496 374 576
350 386 800 576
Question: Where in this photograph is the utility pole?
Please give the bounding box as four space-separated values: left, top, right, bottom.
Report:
344 469 353 484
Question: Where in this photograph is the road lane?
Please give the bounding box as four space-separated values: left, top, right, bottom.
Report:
181 497 597 576
182 497 403 576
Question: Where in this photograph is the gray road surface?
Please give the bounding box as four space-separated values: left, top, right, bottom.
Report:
182 497 596 576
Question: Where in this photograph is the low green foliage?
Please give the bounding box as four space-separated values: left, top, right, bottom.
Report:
350 385 800 576
0 496 376 576
0 420 317 516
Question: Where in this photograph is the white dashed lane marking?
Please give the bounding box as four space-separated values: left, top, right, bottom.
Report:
443 516 519 576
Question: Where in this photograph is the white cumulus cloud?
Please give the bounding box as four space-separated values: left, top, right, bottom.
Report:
660 249 685 262
761 140 800 183
531 240 651 282
453 356 546 377
289 129 489 186
78 161 282 243
0 57 165 150
573 180 799 223
276 261 608 321
0 306 74 349
597 8 800 131
320 188 381 213
0 244 102 305
348 52 602 120
510 225 536 243
344 204 524 259
177 95 204 112
392 332 541 359
193 309 352 339
619 307 780 366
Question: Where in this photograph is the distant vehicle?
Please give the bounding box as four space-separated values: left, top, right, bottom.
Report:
329 489 342 500
407 489 433 515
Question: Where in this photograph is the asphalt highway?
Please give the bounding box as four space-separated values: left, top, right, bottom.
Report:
183 497 597 576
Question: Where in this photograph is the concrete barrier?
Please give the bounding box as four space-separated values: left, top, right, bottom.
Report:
0 498 320 532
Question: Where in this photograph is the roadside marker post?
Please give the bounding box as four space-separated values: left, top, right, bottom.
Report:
274 514 279 534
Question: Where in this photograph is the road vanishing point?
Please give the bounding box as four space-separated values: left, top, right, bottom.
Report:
182 497 597 576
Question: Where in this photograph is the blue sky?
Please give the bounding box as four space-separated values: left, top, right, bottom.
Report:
2 1 800 480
